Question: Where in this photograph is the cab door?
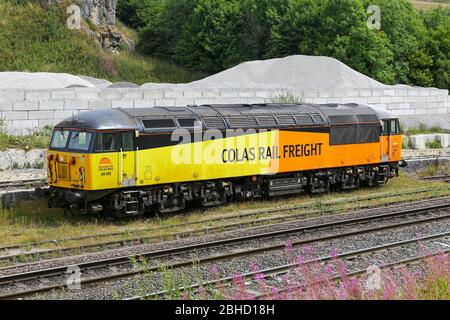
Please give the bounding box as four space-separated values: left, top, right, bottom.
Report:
119 131 137 187
380 119 401 163
381 120 390 162
389 119 401 160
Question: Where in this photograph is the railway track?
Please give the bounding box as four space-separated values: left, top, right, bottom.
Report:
1 202 449 300
421 174 450 183
0 179 47 191
1 188 449 267
128 235 450 300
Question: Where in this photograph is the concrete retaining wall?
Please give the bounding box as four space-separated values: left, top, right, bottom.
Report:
0 86 449 134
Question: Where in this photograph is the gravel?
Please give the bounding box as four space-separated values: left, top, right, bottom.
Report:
31 218 450 300
0 169 46 182
2 55 390 90
1 198 450 299
186 55 387 90
0 72 96 89
2 197 449 278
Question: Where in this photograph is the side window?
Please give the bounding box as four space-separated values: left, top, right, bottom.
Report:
390 119 400 134
382 120 390 135
121 132 135 151
95 133 117 152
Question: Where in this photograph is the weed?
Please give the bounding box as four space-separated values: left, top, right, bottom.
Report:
269 91 305 104
426 140 443 149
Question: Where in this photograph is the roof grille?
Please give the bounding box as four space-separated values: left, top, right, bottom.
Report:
311 113 324 124
226 116 258 128
255 115 277 127
294 114 314 125
275 114 296 126
202 116 226 129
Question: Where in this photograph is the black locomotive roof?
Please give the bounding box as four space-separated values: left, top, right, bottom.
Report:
55 109 138 130
55 103 394 131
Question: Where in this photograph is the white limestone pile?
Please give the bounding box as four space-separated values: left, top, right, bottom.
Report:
185 55 388 90
0 72 97 89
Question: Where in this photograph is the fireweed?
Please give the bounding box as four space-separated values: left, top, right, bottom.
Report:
175 243 449 300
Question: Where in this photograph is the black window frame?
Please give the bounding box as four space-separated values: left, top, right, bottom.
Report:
142 118 177 130
177 118 201 129
381 119 401 136
94 132 119 153
49 129 71 151
67 131 95 152
119 131 135 152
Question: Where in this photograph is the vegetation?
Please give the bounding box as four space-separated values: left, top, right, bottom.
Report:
0 119 52 151
118 0 450 90
152 248 449 300
418 162 450 176
0 1 204 84
0 174 448 249
412 0 450 11
403 123 448 136
269 91 304 104
425 139 443 149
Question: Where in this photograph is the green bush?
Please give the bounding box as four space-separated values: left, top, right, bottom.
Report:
426 139 443 149
0 126 53 151
134 0 449 90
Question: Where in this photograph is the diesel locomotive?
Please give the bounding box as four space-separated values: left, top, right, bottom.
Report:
36 103 404 217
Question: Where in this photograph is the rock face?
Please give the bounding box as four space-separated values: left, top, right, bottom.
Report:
80 0 117 26
41 0 117 27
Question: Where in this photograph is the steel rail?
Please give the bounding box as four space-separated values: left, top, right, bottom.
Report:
1 204 449 300
127 232 450 300
1 189 449 266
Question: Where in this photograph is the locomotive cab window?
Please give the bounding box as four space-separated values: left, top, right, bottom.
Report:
120 131 135 151
68 131 93 151
381 119 400 135
382 120 390 135
50 130 70 149
95 133 117 152
390 119 401 134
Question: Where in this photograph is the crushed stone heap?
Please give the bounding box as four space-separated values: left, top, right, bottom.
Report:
186 55 388 90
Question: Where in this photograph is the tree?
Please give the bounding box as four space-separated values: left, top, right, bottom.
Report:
266 0 395 84
138 0 199 58
173 0 243 72
422 7 450 90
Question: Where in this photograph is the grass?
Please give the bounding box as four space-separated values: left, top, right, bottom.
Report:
0 120 52 151
402 123 448 136
412 0 450 10
0 174 449 249
426 140 443 149
269 91 305 104
170 249 450 300
0 119 53 151
0 1 205 84
418 162 450 176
